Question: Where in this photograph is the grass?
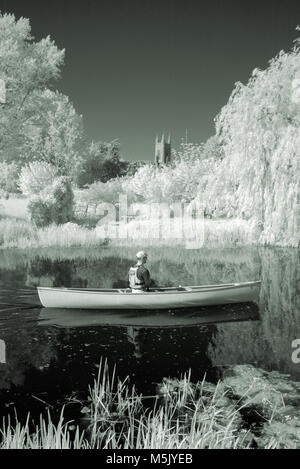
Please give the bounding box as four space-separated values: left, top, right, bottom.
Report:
0 196 29 220
0 359 281 450
108 218 257 248
0 215 258 250
0 219 107 249
0 411 85 449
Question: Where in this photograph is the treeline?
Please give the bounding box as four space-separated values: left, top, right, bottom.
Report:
1 13 299 247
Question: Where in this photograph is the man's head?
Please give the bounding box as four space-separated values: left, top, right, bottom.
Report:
136 250 148 265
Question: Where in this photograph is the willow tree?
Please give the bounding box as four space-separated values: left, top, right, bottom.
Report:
214 31 300 247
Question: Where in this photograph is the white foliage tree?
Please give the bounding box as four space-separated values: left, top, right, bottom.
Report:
209 34 300 246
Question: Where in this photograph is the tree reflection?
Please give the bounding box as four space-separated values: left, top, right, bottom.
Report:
0 312 59 391
208 248 300 378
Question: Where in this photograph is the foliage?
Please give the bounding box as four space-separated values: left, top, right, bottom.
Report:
124 160 147 177
27 198 52 228
121 158 214 204
75 140 128 187
210 35 300 245
21 90 84 176
172 136 224 164
77 177 125 206
0 161 19 195
28 176 74 227
0 13 65 162
18 161 58 197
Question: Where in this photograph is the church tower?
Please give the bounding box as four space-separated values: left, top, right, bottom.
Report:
155 134 171 166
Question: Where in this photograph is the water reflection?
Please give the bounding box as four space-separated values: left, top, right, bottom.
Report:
38 303 259 329
208 248 300 378
0 245 299 421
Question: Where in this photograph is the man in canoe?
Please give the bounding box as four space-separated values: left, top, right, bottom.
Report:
128 251 151 293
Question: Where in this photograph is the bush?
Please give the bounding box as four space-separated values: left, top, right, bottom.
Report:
28 176 74 227
27 198 52 227
0 162 19 196
75 140 128 187
19 162 58 197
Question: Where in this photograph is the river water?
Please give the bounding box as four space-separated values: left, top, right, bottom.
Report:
0 246 299 423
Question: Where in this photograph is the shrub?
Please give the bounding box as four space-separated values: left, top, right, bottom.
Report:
28 176 74 227
0 162 19 196
19 162 58 197
27 197 52 227
49 176 74 224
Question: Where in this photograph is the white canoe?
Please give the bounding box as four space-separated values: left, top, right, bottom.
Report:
37 281 261 310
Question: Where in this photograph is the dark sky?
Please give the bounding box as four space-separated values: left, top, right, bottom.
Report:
1 0 300 161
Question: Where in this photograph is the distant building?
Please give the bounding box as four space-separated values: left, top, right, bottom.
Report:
155 134 171 166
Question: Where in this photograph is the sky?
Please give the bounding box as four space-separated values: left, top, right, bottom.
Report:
1 0 300 161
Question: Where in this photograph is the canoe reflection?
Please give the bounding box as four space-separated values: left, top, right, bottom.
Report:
38 302 260 329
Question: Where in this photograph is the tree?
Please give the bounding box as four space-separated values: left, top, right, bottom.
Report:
0 13 65 162
21 90 84 176
213 32 300 245
172 136 224 164
28 176 74 227
18 161 58 197
75 140 128 187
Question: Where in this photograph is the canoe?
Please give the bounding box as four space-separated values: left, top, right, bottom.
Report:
37 281 261 310
38 302 260 328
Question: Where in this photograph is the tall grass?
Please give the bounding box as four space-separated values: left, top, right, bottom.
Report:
0 219 106 249
0 218 37 248
0 359 280 449
108 218 257 248
0 215 259 250
1 410 85 449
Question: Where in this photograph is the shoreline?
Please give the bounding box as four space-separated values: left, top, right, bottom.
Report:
0 217 298 250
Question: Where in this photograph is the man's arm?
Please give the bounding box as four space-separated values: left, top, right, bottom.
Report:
142 268 151 291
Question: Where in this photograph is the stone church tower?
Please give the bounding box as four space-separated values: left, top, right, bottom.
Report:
155 134 171 166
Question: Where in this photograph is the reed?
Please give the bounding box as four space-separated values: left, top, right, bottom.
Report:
0 215 259 250
0 359 281 449
108 218 257 248
0 410 85 449
0 219 106 249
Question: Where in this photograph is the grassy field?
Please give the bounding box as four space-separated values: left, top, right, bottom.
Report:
0 196 29 220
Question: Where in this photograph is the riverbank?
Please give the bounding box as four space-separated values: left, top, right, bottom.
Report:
0 216 261 249
1 194 298 249
1 361 300 449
